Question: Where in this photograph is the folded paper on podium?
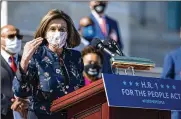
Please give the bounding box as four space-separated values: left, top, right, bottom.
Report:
111 56 155 70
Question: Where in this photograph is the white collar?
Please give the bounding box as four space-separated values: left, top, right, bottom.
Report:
91 10 105 24
1 48 18 64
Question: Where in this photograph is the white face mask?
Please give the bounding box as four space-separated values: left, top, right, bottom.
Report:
5 37 22 54
46 31 67 48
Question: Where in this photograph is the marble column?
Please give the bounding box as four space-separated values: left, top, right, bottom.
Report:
1 1 8 27
108 2 131 56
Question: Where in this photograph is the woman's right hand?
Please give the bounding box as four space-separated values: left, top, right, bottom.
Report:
11 97 29 119
20 37 43 72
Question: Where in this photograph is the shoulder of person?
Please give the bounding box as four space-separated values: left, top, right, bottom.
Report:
105 15 118 24
65 48 81 57
170 47 181 56
173 47 181 54
165 47 181 60
64 49 83 66
89 13 94 20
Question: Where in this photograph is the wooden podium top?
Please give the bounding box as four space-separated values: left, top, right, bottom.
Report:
50 79 104 112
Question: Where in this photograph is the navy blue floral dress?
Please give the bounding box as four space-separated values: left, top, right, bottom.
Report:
13 45 84 116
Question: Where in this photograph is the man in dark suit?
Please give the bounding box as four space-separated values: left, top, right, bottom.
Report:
88 1 123 74
89 1 123 49
1 25 28 119
161 28 181 119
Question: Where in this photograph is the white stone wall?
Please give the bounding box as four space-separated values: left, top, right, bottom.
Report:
8 2 73 31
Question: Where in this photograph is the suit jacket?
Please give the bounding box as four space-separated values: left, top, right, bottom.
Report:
162 47 181 80
89 13 123 49
161 47 181 119
1 54 21 115
89 13 123 74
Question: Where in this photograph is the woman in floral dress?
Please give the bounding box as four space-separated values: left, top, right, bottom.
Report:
12 9 84 119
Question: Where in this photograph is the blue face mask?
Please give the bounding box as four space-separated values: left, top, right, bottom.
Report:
82 25 95 41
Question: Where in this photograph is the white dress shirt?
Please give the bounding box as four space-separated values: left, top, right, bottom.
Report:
91 10 106 26
1 49 18 66
1 49 19 92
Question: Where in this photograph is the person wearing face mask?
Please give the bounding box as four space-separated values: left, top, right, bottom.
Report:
161 27 181 119
81 46 103 85
74 17 94 51
11 9 84 119
79 1 123 74
78 17 95 42
89 1 123 48
1 25 29 119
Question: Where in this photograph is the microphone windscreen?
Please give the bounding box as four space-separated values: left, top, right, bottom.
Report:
90 38 102 47
103 39 110 45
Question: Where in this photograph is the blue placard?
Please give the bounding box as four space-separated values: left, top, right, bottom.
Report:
102 73 181 111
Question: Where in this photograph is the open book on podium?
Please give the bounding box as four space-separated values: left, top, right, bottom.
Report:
111 55 155 71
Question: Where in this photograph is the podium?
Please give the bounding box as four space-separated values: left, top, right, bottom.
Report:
51 79 171 119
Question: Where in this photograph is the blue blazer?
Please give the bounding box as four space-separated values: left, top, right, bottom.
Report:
161 47 181 119
89 13 123 50
162 47 181 80
89 14 123 74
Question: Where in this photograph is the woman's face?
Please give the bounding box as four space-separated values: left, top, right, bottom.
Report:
83 53 101 66
47 18 67 33
83 53 102 80
46 18 68 49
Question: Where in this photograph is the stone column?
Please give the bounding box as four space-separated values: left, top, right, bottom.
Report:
120 2 131 56
1 1 8 27
107 2 131 56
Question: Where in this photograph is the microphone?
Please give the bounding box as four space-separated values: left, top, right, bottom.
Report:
103 38 124 56
90 38 115 57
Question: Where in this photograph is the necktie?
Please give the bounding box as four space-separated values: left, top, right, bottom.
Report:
100 17 107 36
10 56 17 72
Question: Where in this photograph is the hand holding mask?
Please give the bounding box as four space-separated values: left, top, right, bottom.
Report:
20 37 43 72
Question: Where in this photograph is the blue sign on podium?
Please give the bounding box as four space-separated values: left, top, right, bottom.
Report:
102 74 181 111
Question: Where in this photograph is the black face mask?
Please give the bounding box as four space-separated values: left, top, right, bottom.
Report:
84 64 102 78
93 3 106 14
